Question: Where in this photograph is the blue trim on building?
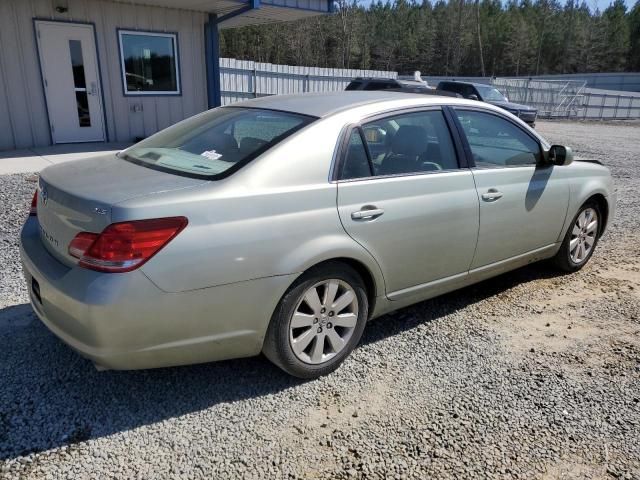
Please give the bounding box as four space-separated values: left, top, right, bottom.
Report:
32 18 110 144
205 14 221 108
205 0 261 109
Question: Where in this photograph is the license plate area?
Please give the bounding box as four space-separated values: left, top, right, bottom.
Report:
31 277 42 304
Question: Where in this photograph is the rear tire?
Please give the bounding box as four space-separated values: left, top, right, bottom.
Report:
551 201 601 272
263 262 368 379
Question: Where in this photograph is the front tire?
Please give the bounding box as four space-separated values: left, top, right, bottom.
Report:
551 202 601 272
263 262 368 379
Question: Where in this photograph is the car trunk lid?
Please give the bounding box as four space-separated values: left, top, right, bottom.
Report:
37 154 207 267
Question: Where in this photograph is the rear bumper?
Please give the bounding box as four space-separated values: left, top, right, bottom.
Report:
20 217 296 370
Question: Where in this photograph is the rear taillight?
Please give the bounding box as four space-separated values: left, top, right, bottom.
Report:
68 217 187 273
68 232 99 259
30 191 38 216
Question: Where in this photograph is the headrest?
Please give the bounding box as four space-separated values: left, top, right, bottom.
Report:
208 132 238 153
239 136 268 154
390 125 428 157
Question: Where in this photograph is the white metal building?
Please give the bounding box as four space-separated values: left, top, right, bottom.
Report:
0 0 331 151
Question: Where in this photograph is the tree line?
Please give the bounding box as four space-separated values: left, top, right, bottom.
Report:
220 0 640 77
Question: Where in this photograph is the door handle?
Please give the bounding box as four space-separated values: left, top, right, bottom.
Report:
481 189 503 201
351 206 384 220
89 81 98 96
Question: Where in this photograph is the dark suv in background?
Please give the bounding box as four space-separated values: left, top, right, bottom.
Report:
346 77 434 91
437 81 538 127
345 77 460 98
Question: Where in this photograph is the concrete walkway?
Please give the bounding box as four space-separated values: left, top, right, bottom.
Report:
0 142 131 175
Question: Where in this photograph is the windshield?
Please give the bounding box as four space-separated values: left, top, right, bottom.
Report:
119 107 314 179
476 86 507 102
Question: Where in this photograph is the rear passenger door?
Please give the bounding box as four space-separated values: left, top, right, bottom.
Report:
454 108 569 268
336 108 480 299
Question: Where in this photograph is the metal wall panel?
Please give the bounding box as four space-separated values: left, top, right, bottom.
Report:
0 0 208 150
0 0 392 151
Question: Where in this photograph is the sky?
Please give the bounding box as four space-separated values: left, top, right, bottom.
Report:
358 0 634 11
582 0 633 10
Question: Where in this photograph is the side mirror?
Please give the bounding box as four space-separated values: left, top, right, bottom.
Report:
547 145 574 166
467 94 479 101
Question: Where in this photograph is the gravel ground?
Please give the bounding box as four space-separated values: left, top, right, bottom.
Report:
1 120 639 479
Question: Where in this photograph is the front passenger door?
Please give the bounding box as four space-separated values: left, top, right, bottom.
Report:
454 109 569 268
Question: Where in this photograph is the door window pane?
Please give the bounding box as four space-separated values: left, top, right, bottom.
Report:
69 40 86 89
455 110 540 167
119 31 179 94
68 40 90 127
74 91 91 128
340 130 372 180
363 110 458 176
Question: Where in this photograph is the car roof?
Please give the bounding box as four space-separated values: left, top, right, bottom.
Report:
228 91 468 118
439 80 493 88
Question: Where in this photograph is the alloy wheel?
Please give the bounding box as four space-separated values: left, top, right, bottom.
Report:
289 279 359 364
569 207 598 264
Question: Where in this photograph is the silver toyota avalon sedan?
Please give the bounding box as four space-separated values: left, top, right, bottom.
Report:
20 92 615 378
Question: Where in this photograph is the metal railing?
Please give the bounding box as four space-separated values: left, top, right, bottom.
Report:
492 77 640 120
216 62 640 121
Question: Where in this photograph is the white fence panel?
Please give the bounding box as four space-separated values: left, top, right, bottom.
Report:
219 58 397 105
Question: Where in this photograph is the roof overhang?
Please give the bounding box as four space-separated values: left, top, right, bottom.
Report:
110 0 332 28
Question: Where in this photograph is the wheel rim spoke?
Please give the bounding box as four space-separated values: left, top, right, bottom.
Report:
323 280 339 308
584 236 594 249
326 329 345 352
292 327 316 355
586 220 598 234
310 335 325 363
333 312 357 328
569 237 579 252
303 287 322 314
291 312 315 329
572 224 581 236
332 290 355 314
578 212 586 228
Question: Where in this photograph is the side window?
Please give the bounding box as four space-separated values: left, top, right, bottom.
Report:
340 130 372 180
461 85 476 99
455 110 541 167
366 110 458 176
441 83 458 94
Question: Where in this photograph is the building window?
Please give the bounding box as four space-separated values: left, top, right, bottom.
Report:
118 30 180 95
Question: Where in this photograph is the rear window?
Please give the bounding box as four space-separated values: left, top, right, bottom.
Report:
345 80 363 90
363 81 396 91
119 107 314 179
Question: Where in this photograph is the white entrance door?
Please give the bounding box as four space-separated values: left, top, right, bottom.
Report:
35 21 105 143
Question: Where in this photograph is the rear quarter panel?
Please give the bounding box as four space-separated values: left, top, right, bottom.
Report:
114 115 385 296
